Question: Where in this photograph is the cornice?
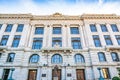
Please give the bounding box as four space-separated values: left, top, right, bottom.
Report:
0 13 120 20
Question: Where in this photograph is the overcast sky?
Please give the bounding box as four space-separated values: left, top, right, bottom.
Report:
0 0 120 15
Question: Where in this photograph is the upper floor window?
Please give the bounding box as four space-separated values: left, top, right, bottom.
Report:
93 35 101 47
32 38 43 49
111 24 119 32
74 54 85 63
115 35 120 45
90 24 97 32
0 24 3 30
0 35 9 46
71 38 82 49
52 37 62 47
6 53 15 62
29 54 39 63
104 35 113 45
0 53 2 58
111 52 119 62
12 35 21 47
101 68 111 79
98 52 106 62
70 27 79 34
5 24 13 32
16 24 24 32
51 54 62 64
100 24 108 32
35 27 44 34
53 27 61 34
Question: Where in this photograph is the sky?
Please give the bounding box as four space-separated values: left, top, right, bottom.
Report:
0 0 120 15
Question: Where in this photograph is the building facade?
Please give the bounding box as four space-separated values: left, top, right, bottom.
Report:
0 13 120 80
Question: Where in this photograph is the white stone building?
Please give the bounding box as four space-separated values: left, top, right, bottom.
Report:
0 13 120 80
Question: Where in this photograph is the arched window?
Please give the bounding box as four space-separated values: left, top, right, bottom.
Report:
98 52 106 62
74 54 85 63
29 54 39 63
7 53 15 62
52 54 62 64
111 52 119 62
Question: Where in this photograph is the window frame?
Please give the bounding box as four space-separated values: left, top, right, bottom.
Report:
11 35 21 47
32 38 43 49
5 24 13 32
90 24 97 32
0 35 9 46
52 37 62 47
111 52 119 62
98 52 106 62
93 35 101 47
70 27 79 34
71 38 82 49
29 54 39 63
34 27 44 34
6 53 15 62
74 54 85 63
51 54 62 64
16 24 24 32
104 35 113 45
53 27 61 34
111 24 119 32
100 24 108 32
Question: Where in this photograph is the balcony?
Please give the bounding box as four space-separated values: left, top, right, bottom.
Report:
105 45 120 51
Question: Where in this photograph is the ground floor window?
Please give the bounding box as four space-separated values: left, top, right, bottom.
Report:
28 69 37 80
102 68 110 79
2 69 10 80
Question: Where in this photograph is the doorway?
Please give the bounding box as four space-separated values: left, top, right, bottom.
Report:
76 69 85 80
52 69 61 80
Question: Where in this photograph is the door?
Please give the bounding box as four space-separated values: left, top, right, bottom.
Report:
28 69 37 80
52 69 61 80
76 69 85 80
2 69 10 80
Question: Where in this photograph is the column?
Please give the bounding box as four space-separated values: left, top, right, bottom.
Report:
66 24 71 47
43 25 48 47
47 25 52 47
37 68 41 80
20 24 30 47
79 25 86 49
96 24 106 47
0 23 7 42
7 24 18 47
28 24 35 48
84 24 94 47
62 24 67 47
107 24 118 45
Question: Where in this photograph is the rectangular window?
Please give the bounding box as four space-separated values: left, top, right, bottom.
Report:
0 35 9 46
32 38 43 49
71 38 82 49
12 35 21 47
5 24 13 32
90 24 97 32
115 35 120 45
28 69 37 80
0 24 3 30
16 24 24 32
70 27 79 34
100 24 108 32
104 35 113 45
2 69 10 80
93 35 101 47
35 27 44 34
53 27 61 34
102 68 111 79
111 24 119 32
52 37 62 47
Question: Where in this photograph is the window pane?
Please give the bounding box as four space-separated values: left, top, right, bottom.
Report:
75 54 85 63
52 37 62 47
12 35 21 47
111 24 119 32
0 24 3 30
71 38 82 49
102 68 110 79
52 54 62 64
29 54 39 63
93 35 101 47
53 27 61 34
0 35 9 46
104 35 113 45
90 24 97 32
32 38 43 49
111 52 119 62
115 35 120 45
7 53 15 62
100 24 108 32
5 24 13 32
70 27 79 34
35 27 44 34
98 52 106 62
16 24 24 32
